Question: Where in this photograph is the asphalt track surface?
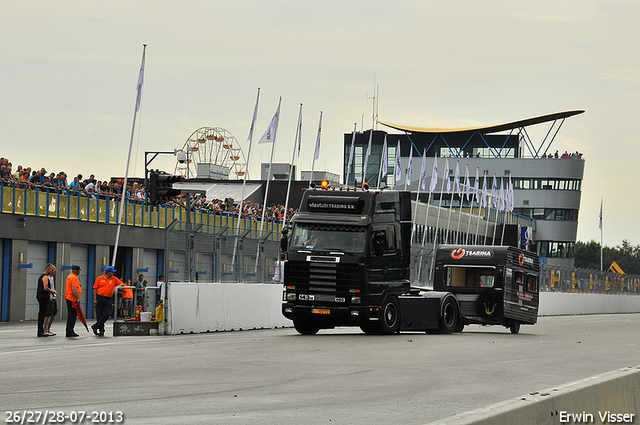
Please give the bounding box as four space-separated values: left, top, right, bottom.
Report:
1 314 639 425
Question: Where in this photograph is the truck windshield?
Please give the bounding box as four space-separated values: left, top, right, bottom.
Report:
290 223 367 253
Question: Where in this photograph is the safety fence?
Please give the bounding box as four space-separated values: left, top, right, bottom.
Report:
165 220 282 284
1 182 283 241
541 264 639 294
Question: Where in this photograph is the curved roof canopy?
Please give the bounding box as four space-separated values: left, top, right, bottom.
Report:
378 110 584 134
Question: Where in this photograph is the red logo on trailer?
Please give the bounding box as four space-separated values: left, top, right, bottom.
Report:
519 252 525 266
451 248 465 260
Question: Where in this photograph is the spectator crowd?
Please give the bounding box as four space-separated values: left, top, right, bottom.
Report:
0 156 297 223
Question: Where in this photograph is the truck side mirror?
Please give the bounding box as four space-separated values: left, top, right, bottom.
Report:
280 228 289 252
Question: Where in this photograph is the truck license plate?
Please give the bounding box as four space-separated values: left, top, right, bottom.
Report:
312 308 330 315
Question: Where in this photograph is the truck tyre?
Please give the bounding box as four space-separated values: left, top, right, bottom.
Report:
509 321 521 334
294 321 320 335
439 297 459 334
379 296 400 335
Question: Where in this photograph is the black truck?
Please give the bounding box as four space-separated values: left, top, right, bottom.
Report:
281 185 539 335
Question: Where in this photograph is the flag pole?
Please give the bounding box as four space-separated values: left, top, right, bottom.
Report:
308 111 323 187
417 157 437 284
500 178 507 245
346 123 356 186
429 161 447 286
113 44 146 268
457 164 470 244
600 199 603 271
475 171 486 244
254 97 282 275
376 135 387 188
282 103 302 228
466 168 479 244
491 173 499 245
483 173 492 245
411 149 426 247
231 87 260 274
362 129 372 185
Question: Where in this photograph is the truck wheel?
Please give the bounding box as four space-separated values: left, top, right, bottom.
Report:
439 297 459 334
509 321 520 334
294 321 320 335
379 296 400 335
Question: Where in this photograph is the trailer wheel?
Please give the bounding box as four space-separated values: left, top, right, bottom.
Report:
294 321 320 335
509 321 521 334
379 296 400 335
439 297 459 334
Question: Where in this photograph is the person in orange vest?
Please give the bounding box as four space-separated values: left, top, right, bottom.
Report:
65 265 82 337
121 279 134 319
91 266 124 336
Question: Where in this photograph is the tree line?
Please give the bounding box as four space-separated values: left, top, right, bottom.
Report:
574 240 640 274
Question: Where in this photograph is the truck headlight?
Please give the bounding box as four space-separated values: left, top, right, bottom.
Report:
351 296 361 304
286 293 297 302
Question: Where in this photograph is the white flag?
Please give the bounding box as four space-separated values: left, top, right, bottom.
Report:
296 105 303 157
464 164 470 201
482 172 488 208
135 45 146 112
420 150 427 191
454 161 461 196
394 141 402 183
599 200 603 230
405 146 413 186
381 136 388 177
429 158 438 192
258 99 281 144
499 178 505 211
508 175 514 212
314 111 322 160
246 88 260 144
473 167 480 202
444 159 451 193
492 174 498 207
347 123 357 175
363 130 373 179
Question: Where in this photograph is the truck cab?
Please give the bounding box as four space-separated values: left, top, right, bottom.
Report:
282 187 413 335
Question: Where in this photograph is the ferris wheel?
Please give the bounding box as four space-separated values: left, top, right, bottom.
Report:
175 127 247 179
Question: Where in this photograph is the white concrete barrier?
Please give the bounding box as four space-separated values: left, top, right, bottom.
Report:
427 365 640 425
539 292 640 316
164 283 640 334
165 282 291 334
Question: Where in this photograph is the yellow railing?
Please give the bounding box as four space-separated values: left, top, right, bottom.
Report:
1 184 282 240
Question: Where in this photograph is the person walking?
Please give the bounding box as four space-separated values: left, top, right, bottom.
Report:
65 265 82 337
272 253 286 284
91 266 124 337
36 263 56 337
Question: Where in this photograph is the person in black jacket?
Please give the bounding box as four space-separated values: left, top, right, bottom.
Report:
36 263 57 337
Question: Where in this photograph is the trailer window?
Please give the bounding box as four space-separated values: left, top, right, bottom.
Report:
446 267 495 288
527 275 538 292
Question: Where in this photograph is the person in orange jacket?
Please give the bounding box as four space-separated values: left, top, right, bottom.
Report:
91 266 124 336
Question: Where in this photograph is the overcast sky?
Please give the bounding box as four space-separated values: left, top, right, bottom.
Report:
2 1 639 246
